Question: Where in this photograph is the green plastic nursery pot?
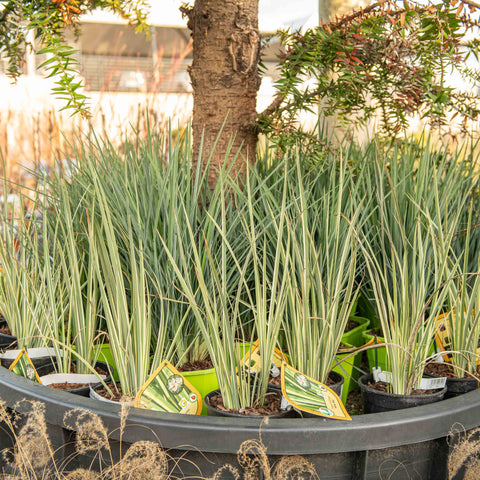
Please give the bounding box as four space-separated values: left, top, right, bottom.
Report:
362 330 388 372
93 344 119 381
181 368 219 416
332 342 361 403
2 365 480 479
341 316 370 347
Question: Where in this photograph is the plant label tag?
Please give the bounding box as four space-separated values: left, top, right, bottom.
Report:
8 348 41 383
281 362 351 420
135 360 202 415
434 310 480 364
372 367 392 384
240 340 288 376
419 377 447 390
280 395 293 411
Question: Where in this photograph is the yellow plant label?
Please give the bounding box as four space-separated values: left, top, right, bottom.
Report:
240 339 288 375
135 360 202 415
9 348 42 383
281 362 351 420
434 311 480 364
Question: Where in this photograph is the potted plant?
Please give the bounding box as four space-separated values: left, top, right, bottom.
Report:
162 172 291 417
89 179 180 403
34 194 111 395
357 157 466 412
426 207 480 397
0 198 60 367
255 156 361 403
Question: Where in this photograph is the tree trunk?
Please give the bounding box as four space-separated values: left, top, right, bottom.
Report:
182 0 261 188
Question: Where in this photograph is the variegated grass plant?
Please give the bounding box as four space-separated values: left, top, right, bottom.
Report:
357 154 470 395
440 205 480 379
161 169 290 411
247 153 361 384
355 137 479 318
47 128 229 369
0 192 53 350
44 182 101 375
90 169 179 397
0 189 104 377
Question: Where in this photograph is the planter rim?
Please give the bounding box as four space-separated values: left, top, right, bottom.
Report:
180 366 216 377
0 347 58 360
1 365 480 455
40 373 107 386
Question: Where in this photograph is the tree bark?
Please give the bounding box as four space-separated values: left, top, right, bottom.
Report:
182 0 261 188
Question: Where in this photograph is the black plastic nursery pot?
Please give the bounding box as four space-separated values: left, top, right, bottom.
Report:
359 374 447 414
1 366 480 479
443 376 480 399
424 363 480 399
204 386 292 418
0 319 16 350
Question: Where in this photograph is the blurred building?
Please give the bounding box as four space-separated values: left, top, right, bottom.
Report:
75 22 281 95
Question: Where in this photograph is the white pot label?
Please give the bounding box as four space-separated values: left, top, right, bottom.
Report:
280 395 292 411
373 367 446 390
372 367 392 383
419 377 447 390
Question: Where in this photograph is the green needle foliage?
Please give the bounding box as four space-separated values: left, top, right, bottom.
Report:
261 0 480 153
0 0 149 115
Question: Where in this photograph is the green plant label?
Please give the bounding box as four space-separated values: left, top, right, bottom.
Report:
8 348 41 383
281 362 351 420
434 311 480 364
240 340 288 377
135 360 202 415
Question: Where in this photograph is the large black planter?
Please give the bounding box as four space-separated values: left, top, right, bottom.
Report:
1 366 480 479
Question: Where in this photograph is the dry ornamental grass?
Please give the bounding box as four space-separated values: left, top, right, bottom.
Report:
0 398 322 480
